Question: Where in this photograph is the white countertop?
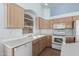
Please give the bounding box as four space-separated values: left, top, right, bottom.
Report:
61 42 79 56
2 35 46 48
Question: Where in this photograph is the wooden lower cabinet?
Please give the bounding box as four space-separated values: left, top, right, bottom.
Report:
47 36 52 47
32 36 52 56
32 40 39 56
39 38 45 54
66 37 75 43
45 36 52 48
42 37 47 49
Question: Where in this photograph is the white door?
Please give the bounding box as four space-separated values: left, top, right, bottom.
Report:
76 20 79 42
14 42 32 56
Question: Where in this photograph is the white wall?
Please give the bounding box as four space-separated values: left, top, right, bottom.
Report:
39 29 52 35
43 8 50 19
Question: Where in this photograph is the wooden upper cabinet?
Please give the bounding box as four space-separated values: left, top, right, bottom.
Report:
52 17 73 28
65 21 73 28
35 17 51 29
5 3 24 28
35 17 44 29
63 17 73 28
35 16 74 29
49 20 53 28
39 17 45 29
72 15 79 21
42 20 50 29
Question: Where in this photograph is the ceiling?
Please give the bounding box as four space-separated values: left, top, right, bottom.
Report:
40 3 79 8
40 3 66 8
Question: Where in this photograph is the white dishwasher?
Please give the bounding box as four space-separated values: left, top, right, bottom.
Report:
14 42 32 56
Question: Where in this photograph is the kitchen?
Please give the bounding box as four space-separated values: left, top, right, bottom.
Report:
0 3 79 56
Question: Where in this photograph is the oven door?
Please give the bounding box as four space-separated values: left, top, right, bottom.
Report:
54 38 63 43
52 36 64 50
52 36 64 44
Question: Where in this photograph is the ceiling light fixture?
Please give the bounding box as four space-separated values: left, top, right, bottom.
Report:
45 3 48 6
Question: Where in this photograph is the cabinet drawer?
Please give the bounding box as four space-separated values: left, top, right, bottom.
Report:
66 37 75 43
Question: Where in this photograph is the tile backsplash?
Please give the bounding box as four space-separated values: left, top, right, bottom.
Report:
36 28 75 36
65 29 73 36
38 29 53 35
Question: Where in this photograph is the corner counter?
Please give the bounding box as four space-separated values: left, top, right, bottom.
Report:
2 34 46 56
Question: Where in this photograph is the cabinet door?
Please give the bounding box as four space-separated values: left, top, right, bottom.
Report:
14 42 32 56
66 37 75 43
73 15 79 21
41 20 50 29
39 38 48 54
63 17 72 28
14 4 24 28
65 21 72 28
39 38 45 53
36 17 51 29
32 40 39 56
5 3 24 28
46 36 52 47
48 36 52 47
35 17 46 29
44 20 50 29
43 37 47 48
39 18 45 29
66 19 72 28
52 17 73 28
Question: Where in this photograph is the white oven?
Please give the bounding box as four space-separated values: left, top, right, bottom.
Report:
52 36 65 50
52 36 65 44
52 24 66 50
